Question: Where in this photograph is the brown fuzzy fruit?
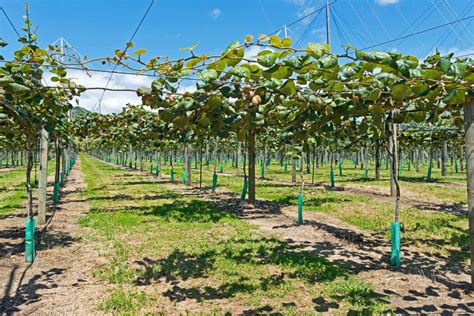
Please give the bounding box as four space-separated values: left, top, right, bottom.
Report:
252 95 262 105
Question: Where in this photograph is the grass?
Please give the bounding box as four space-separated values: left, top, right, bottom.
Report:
136 157 468 261
0 161 56 216
79 154 388 314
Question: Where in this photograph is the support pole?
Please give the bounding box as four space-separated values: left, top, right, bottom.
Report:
38 129 49 225
463 99 474 287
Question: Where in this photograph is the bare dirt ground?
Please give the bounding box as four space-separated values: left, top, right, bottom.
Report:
0 160 108 315
0 167 17 174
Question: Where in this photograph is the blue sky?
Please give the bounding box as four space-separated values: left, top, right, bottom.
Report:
1 0 473 112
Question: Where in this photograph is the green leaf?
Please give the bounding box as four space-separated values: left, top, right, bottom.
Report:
173 115 190 128
318 54 338 69
365 88 382 101
196 69 218 82
356 50 392 64
444 87 466 105
281 38 292 48
283 55 309 69
133 48 147 55
269 36 281 48
391 83 410 100
306 43 329 58
279 79 296 96
179 42 199 51
229 66 251 78
256 50 277 67
8 82 30 94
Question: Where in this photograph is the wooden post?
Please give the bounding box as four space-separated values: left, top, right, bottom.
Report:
38 129 49 225
291 158 297 183
463 99 474 287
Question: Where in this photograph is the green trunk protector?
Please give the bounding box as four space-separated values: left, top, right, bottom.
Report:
220 163 224 173
170 169 175 183
261 164 265 178
25 218 36 262
297 193 304 225
212 172 218 192
426 162 432 182
53 182 59 205
391 222 401 268
330 168 335 189
240 177 248 202
182 170 186 184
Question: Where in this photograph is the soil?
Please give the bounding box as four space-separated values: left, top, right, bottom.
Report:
1 157 473 314
0 159 108 315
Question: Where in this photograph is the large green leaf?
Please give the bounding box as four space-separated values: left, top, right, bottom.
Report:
306 43 329 58
279 79 296 96
256 50 277 67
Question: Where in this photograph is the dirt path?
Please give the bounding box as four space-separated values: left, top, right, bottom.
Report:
0 158 107 314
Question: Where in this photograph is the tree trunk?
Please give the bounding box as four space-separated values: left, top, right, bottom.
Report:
375 140 381 180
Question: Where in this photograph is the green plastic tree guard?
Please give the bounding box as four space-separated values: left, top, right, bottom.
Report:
155 165 160 177
391 222 401 268
455 160 459 173
426 162 432 182
212 172 218 192
399 160 403 175
150 164 153 173
297 193 304 225
364 168 368 179
170 169 175 183
53 182 59 205
261 164 265 178
240 177 248 202
182 170 186 184
220 163 224 173
330 167 335 189
338 161 343 176
284 162 288 172
25 218 36 262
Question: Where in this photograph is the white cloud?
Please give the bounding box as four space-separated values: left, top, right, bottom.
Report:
311 27 326 42
44 69 153 114
244 45 267 61
287 0 307 6
297 6 316 25
210 8 221 19
177 82 197 94
375 0 399 5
